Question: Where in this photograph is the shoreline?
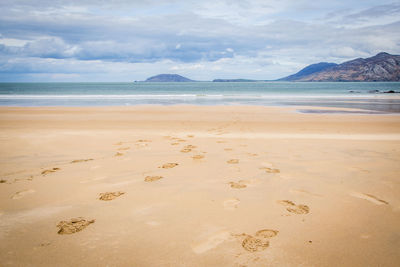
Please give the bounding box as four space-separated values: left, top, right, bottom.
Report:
1 93 400 113
1 104 400 117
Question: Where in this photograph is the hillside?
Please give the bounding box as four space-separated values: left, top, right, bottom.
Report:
279 62 338 81
280 52 400 82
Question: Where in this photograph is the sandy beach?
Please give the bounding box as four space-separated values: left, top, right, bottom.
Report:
0 105 399 266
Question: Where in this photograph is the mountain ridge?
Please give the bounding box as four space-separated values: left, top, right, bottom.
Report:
281 52 400 82
142 52 400 82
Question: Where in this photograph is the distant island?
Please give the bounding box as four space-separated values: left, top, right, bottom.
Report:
142 52 400 82
144 74 194 82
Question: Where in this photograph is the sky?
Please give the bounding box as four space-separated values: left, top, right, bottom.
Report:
0 0 399 82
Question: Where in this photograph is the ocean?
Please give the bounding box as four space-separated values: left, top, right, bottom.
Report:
0 82 400 113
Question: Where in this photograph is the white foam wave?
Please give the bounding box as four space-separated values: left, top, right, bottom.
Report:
0 94 384 100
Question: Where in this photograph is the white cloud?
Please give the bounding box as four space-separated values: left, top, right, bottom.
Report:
0 38 29 47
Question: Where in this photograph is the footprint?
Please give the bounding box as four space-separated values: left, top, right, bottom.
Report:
278 200 310 214
260 167 280 173
11 189 35 199
99 191 125 201
192 155 204 160
255 229 279 239
171 142 180 145
71 159 94 163
192 231 233 254
177 139 186 142
242 235 269 252
145 176 163 182
237 229 279 252
41 168 60 175
349 192 389 205
114 152 124 157
114 142 123 145
117 147 130 151
247 153 258 157
137 139 151 143
229 181 247 189
180 144 197 153
160 163 179 169
229 179 260 189
227 159 239 164
223 198 241 210
0 179 7 183
187 135 195 138
57 217 95 235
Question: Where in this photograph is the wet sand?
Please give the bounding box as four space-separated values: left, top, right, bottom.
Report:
0 105 399 266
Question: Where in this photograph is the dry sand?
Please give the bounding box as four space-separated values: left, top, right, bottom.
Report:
0 105 399 266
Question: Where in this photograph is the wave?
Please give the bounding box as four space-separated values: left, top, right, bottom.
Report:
0 94 379 100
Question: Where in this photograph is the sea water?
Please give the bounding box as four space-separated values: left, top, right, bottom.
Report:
0 82 399 113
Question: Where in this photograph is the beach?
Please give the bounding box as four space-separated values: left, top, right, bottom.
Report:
0 105 400 266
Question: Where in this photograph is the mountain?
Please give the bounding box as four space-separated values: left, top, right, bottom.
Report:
144 74 194 82
280 52 400 82
279 62 338 81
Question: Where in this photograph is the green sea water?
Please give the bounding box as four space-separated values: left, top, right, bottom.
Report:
0 82 399 113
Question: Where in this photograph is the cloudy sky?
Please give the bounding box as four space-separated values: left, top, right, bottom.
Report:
0 0 399 81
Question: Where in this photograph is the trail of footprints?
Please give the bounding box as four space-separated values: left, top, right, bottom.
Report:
8 134 312 252
6 132 392 262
